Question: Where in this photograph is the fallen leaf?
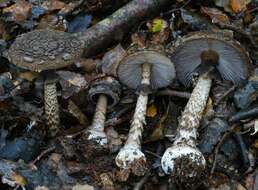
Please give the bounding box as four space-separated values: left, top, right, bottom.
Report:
201 6 230 24
11 171 27 186
37 13 65 31
57 70 88 99
68 100 89 126
101 44 126 76
146 104 157 117
57 71 88 89
42 0 66 11
148 112 168 142
230 0 247 13
147 18 168 33
215 0 250 13
67 14 92 33
100 173 116 190
106 127 122 153
72 184 94 190
3 0 32 23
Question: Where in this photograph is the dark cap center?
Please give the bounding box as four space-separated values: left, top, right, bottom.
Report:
200 49 219 66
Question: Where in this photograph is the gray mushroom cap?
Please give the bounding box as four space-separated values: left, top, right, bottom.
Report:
7 29 84 72
117 51 176 90
171 32 250 87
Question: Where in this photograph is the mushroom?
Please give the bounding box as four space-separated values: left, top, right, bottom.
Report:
86 76 121 146
115 50 176 177
161 31 250 182
7 30 83 136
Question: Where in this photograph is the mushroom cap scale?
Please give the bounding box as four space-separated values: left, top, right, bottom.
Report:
117 51 176 90
171 31 250 87
7 29 84 72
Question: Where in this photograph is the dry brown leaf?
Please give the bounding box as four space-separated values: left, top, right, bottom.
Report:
146 104 157 117
37 14 66 31
101 44 126 76
230 0 247 13
3 0 32 23
201 7 230 24
148 112 168 142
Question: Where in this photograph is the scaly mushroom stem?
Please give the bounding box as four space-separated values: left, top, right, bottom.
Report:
44 80 60 137
116 63 150 176
161 75 212 181
87 94 108 145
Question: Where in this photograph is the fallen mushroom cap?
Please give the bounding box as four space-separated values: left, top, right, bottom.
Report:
171 31 250 87
117 51 176 90
88 76 121 108
7 29 84 72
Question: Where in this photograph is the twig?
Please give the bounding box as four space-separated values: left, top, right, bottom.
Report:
158 89 191 99
29 146 55 168
210 124 239 175
214 85 236 106
133 170 152 190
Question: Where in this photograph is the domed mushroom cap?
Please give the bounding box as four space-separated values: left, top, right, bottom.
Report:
171 31 250 87
117 51 176 90
7 29 84 72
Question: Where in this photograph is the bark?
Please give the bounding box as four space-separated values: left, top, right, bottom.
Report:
77 0 173 57
44 81 60 137
116 63 150 176
87 94 108 145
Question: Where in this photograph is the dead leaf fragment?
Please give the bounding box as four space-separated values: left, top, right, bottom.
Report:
11 171 27 186
42 0 66 11
3 0 32 23
72 184 94 190
146 104 157 117
201 7 230 24
101 44 126 76
230 0 247 13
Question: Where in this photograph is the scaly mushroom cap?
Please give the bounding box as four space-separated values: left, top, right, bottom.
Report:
117 51 176 90
88 76 121 108
7 29 84 72
171 31 250 87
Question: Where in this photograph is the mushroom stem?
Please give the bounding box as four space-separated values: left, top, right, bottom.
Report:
44 80 60 136
115 63 150 176
87 94 108 145
161 75 212 181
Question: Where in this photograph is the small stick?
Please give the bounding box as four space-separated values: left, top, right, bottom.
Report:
210 124 238 175
214 85 236 106
158 89 191 99
133 170 152 190
29 146 55 169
